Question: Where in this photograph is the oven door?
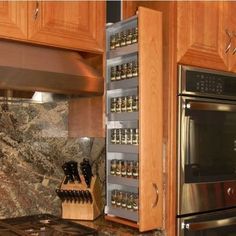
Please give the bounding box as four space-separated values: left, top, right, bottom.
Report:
178 208 236 236
178 96 236 215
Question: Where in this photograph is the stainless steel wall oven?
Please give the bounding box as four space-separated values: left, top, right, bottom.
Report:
177 65 236 235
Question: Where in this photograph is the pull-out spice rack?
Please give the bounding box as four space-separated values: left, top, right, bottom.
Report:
105 7 164 232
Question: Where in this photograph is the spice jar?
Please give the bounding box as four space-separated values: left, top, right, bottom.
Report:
116 160 122 176
121 160 127 177
121 63 127 80
131 27 138 44
111 190 117 206
132 96 139 111
126 96 133 112
121 96 127 112
115 33 121 48
110 67 116 81
126 62 133 78
121 192 128 208
110 159 117 175
127 128 133 144
110 35 116 50
133 128 139 145
132 61 138 77
111 129 116 144
126 29 132 45
116 191 122 207
126 161 133 178
132 161 139 179
121 128 127 144
115 129 121 144
110 98 117 113
132 193 139 211
126 193 133 210
116 97 122 113
120 31 126 47
115 65 122 80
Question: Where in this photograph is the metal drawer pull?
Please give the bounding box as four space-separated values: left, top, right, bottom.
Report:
34 1 39 20
152 183 159 208
186 101 236 112
183 216 236 231
225 29 232 53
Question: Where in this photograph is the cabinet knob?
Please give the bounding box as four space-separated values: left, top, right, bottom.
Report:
227 187 235 196
34 1 39 20
225 29 233 54
152 183 159 208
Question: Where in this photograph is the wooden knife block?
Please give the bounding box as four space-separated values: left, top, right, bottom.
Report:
60 175 102 220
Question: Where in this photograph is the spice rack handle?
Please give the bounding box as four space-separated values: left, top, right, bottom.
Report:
152 183 159 208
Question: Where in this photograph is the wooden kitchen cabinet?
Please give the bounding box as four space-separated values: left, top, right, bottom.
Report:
105 7 163 232
0 1 27 40
177 1 236 73
0 1 105 53
27 1 105 53
122 2 236 236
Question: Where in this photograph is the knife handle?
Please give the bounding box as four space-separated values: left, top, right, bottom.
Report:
74 190 81 203
79 190 85 203
86 190 93 204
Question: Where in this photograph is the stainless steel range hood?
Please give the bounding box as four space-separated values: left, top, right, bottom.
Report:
0 40 104 101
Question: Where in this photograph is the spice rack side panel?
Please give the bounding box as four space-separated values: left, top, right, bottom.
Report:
138 7 163 232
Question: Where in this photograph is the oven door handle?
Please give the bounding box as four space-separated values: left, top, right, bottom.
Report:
183 216 236 231
186 101 236 112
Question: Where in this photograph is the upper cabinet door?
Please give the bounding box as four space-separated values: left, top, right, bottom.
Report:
0 1 27 40
27 1 105 53
177 2 228 71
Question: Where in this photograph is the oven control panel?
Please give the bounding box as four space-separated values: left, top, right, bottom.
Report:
179 65 236 98
195 75 223 94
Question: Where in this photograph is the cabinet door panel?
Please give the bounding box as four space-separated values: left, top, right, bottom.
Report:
177 2 228 71
28 1 105 52
139 7 163 232
0 1 27 40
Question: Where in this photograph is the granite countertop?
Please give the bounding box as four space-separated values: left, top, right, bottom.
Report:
75 215 164 236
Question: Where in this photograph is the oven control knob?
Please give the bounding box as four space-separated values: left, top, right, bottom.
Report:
227 187 234 196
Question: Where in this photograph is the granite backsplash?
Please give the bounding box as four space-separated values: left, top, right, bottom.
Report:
0 100 105 219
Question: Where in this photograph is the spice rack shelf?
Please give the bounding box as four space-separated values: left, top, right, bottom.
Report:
107 77 138 91
105 7 163 232
106 15 138 60
107 206 139 222
108 175 139 187
108 144 139 154
106 186 139 222
108 112 138 121
107 43 138 59
106 152 138 161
